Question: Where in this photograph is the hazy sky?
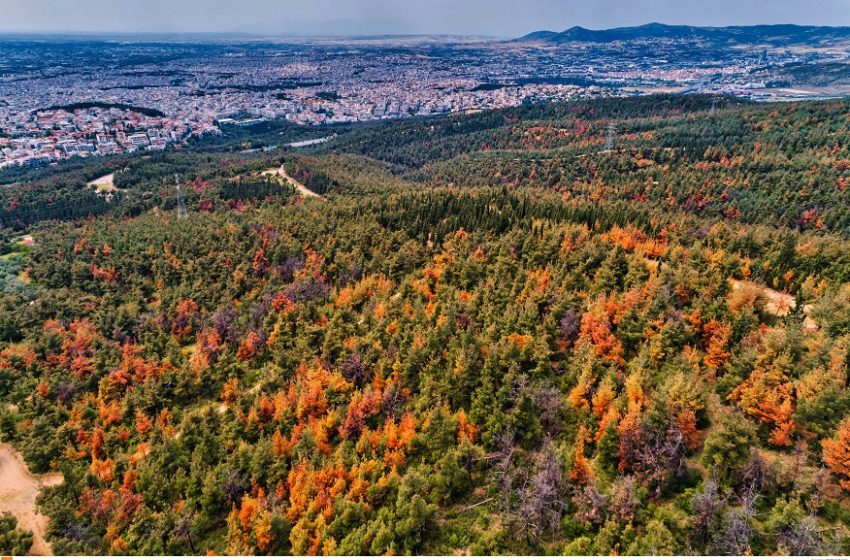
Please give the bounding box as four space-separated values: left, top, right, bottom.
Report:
2 0 850 36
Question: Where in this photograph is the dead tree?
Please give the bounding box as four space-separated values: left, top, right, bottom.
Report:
691 477 727 548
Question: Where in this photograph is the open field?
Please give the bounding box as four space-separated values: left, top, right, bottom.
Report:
87 173 117 193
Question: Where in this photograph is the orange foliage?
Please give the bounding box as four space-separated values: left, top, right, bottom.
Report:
252 248 269 276
239 496 258 531
296 247 326 282
108 343 166 387
800 208 825 231
727 281 762 315
134 412 153 435
254 511 274 553
824 418 850 492
578 310 624 365
677 409 700 451
237 331 264 362
98 400 122 428
456 410 478 443
591 378 616 421
571 424 594 483
171 299 199 341
130 442 151 464
191 328 223 372
272 362 352 428
272 292 297 314
616 375 647 472
507 333 534 349
567 367 595 414
90 264 119 283
36 380 50 399
730 363 796 447
518 268 551 301
110 536 128 554
605 225 668 258
617 410 642 473
0 346 36 370
91 458 115 482
334 275 393 309
286 460 349 523
72 237 89 254
157 409 172 429
221 377 240 406
91 427 105 460
702 319 731 371
597 407 620 443
79 488 117 522
226 489 279 554
59 319 98 379
412 278 434 301
340 388 382 440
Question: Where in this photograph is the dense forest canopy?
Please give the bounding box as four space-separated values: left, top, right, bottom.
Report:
2 94 850 555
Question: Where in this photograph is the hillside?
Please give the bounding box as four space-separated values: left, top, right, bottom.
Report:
516 22 850 46
1 95 850 555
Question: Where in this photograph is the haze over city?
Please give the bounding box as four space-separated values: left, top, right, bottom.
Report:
2 0 850 36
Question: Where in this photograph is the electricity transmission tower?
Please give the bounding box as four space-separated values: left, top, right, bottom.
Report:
709 95 720 117
174 174 188 220
603 123 617 152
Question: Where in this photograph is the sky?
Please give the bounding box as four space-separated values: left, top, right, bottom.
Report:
2 0 850 37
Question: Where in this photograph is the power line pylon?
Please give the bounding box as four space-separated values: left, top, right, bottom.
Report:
174 173 188 220
709 94 722 117
603 123 617 152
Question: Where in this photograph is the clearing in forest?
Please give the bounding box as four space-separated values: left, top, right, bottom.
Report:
0 443 63 555
86 173 118 193
261 165 322 198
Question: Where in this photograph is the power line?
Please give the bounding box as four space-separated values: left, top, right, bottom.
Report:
174 173 188 220
603 123 616 152
709 94 722 117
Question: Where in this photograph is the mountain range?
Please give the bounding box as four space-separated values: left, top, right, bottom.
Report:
517 22 850 46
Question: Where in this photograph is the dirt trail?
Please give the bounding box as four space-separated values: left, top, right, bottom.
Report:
261 165 322 198
0 443 63 555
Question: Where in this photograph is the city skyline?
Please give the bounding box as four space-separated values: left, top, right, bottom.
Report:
2 0 850 37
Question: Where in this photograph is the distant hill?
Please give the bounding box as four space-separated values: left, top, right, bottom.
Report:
516 22 850 46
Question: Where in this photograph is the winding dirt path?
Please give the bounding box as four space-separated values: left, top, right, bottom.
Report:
261 165 322 198
0 443 63 555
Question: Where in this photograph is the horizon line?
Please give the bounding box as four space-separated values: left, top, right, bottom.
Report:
1 20 848 40
0 30 505 39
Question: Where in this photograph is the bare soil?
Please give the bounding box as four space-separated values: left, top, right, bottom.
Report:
0 443 63 555
86 173 117 192
261 165 322 198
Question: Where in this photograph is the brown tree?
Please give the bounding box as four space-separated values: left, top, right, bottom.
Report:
823 417 850 491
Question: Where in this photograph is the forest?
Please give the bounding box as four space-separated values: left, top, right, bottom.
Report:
1 94 850 555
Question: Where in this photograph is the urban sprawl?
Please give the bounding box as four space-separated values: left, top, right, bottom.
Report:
2 35 848 169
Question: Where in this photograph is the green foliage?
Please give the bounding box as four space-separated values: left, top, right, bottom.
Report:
0 513 34 555
701 413 757 483
1 94 850 555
